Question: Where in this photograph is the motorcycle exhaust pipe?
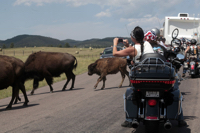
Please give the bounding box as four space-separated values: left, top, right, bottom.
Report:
164 120 172 130
132 119 139 128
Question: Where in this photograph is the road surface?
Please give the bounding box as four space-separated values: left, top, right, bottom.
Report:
0 71 199 133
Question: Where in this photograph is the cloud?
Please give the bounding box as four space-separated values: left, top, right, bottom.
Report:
13 0 196 19
12 0 200 40
95 9 111 17
120 16 164 31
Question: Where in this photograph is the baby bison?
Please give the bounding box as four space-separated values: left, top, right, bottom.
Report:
88 57 130 90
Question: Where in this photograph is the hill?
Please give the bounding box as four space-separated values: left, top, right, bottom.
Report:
0 35 131 48
62 37 131 48
0 34 65 48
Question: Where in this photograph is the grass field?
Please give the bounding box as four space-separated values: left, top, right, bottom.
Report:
0 47 104 99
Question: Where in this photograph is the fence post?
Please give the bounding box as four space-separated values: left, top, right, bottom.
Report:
14 51 15 56
23 50 24 56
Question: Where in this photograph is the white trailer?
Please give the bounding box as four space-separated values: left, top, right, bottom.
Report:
162 13 200 45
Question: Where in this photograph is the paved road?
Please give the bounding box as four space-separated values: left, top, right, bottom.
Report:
0 71 199 133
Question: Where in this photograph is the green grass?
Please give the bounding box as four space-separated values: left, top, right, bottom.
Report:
0 47 104 99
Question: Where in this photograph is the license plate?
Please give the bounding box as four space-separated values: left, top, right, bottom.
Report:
146 91 159 97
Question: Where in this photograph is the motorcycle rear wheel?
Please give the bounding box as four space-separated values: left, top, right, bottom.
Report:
191 74 195 78
145 120 159 133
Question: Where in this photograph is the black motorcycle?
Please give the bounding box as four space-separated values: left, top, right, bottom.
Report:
124 29 185 133
183 40 200 78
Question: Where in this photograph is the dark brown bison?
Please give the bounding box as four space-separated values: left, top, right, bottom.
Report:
0 55 29 109
24 51 77 95
88 57 130 90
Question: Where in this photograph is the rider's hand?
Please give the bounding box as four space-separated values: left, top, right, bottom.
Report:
113 38 119 46
123 39 129 47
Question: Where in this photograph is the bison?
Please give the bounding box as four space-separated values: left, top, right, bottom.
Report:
88 57 130 90
0 55 29 109
24 51 77 95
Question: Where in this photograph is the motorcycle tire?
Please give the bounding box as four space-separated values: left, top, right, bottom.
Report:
145 120 159 133
191 74 195 78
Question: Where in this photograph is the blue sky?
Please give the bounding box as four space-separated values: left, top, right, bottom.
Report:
0 0 200 41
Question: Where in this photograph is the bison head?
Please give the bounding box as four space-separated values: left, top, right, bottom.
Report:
88 63 97 76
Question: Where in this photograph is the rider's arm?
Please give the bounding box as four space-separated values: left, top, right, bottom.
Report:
184 46 190 59
185 46 190 54
113 38 137 57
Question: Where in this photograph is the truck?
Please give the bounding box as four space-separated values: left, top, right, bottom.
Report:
161 13 200 45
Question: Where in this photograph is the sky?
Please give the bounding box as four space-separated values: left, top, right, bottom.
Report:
0 0 200 41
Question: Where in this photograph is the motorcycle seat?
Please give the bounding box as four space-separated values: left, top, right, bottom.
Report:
140 53 167 64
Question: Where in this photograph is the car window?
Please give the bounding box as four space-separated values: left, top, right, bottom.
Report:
103 47 122 54
117 47 122 51
104 49 112 54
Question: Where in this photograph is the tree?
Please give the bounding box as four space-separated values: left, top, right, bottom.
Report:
10 43 14 48
58 44 62 47
65 43 70 48
2 44 6 49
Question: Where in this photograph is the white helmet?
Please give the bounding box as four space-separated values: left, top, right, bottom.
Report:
151 28 160 37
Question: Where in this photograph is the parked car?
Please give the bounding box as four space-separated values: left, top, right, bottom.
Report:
100 46 123 59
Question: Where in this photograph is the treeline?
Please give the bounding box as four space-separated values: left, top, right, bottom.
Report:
0 34 131 48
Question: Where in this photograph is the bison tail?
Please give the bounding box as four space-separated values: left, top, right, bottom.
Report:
73 56 78 70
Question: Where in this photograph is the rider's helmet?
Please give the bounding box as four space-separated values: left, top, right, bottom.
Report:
151 28 160 37
190 39 197 45
144 30 156 41
181 38 186 43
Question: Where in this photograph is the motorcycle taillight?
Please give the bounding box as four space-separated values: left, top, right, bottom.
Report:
191 65 194 70
148 99 157 106
146 116 158 120
130 80 175 84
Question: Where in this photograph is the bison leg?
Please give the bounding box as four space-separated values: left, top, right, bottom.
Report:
119 71 126 88
94 75 105 89
62 71 75 91
31 78 39 95
124 69 131 86
101 77 106 90
45 77 54 93
19 82 29 106
120 68 131 87
6 85 18 109
14 90 21 104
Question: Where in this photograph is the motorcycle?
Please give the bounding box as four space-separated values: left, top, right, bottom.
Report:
183 42 200 78
124 28 185 133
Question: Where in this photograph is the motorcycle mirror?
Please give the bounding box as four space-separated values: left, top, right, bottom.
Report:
172 28 179 39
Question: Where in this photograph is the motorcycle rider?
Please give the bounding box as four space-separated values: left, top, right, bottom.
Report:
113 26 154 127
113 26 187 128
113 26 154 61
182 39 200 77
144 30 169 58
